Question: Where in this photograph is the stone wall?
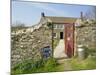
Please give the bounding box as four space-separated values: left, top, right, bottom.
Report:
75 20 96 48
11 26 52 68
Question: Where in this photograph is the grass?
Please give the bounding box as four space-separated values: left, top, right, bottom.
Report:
69 56 96 70
81 46 96 58
69 47 96 70
11 47 96 75
11 56 96 75
11 58 59 75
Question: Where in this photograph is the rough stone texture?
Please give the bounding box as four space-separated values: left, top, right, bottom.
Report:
11 17 96 68
11 26 52 68
75 20 96 48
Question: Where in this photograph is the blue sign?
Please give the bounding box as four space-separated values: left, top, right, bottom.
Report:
41 46 51 59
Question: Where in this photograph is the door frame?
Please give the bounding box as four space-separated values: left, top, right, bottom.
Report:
64 23 75 57
60 32 63 39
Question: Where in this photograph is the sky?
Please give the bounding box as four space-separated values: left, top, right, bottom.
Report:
12 1 95 26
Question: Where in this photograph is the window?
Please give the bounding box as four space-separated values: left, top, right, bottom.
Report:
60 25 63 28
54 24 64 29
53 24 57 29
57 24 64 29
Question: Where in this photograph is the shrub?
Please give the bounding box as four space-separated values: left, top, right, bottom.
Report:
44 58 58 71
47 22 53 29
82 46 96 58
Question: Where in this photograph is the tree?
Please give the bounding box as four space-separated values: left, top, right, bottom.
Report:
47 22 53 29
12 21 25 28
84 6 96 20
11 21 26 31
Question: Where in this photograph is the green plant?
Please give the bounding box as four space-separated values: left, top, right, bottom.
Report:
82 46 96 58
47 22 53 29
11 58 59 74
70 57 96 70
44 58 58 71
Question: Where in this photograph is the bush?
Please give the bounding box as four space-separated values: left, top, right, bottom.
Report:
44 58 58 71
82 46 96 58
47 22 53 29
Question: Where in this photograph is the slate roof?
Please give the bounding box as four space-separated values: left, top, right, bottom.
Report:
45 16 78 24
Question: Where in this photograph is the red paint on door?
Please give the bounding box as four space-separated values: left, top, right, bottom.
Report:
64 23 74 58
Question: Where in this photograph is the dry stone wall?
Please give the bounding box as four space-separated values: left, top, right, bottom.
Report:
11 26 52 68
75 20 96 48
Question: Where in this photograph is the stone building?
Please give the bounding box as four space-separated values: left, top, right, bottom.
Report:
38 12 79 57
40 13 77 39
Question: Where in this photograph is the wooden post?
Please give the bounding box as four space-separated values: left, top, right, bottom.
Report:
52 23 54 58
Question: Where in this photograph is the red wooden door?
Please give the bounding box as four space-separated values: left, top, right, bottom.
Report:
64 23 74 58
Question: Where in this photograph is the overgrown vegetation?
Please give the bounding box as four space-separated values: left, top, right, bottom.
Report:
70 56 96 70
11 58 59 75
47 22 53 29
82 46 96 58
69 47 96 70
11 46 96 75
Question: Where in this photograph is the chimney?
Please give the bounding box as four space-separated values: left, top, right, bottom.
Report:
41 12 45 17
80 11 83 21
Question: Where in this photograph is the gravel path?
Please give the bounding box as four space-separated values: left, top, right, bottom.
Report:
57 58 72 71
54 39 67 58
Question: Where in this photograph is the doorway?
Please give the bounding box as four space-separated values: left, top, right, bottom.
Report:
60 32 63 39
